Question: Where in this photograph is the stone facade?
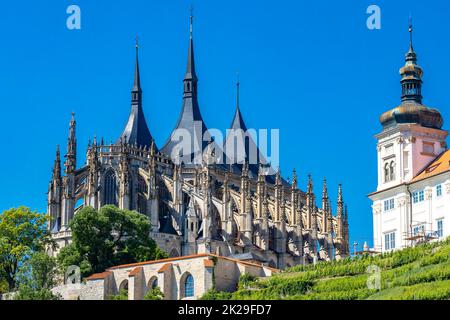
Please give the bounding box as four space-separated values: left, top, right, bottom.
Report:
47 15 350 268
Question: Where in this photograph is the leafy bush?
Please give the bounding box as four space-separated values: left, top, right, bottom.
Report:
144 287 164 300
108 289 128 300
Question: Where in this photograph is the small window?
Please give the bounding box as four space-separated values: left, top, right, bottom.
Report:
436 185 443 197
412 190 425 204
419 190 424 202
423 142 434 155
384 231 396 250
384 198 394 212
437 220 443 238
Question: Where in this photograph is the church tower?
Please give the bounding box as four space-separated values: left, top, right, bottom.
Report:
375 23 446 191
370 22 449 252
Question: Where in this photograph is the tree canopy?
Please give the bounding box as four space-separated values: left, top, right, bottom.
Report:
58 205 167 277
0 207 52 291
14 251 60 300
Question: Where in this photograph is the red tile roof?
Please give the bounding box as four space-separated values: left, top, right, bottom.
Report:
128 266 143 277
203 259 215 268
157 263 173 273
85 271 112 281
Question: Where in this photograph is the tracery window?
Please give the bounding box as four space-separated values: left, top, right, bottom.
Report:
104 170 118 206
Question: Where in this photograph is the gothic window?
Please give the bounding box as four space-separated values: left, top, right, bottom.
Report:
180 273 194 299
104 170 118 206
137 175 148 215
184 274 194 298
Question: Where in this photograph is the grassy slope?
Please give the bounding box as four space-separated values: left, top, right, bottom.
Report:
202 238 450 300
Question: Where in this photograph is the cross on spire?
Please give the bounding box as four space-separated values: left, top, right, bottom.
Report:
409 15 414 51
190 4 194 39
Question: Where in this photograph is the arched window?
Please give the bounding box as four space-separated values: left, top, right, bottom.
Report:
104 170 118 206
148 277 158 290
184 275 194 298
390 161 395 181
384 163 390 182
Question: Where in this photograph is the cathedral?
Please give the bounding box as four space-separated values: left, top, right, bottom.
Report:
47 15 349 269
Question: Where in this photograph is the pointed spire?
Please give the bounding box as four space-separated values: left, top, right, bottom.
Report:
275 167 282 186
65 112 77 174
161 9 208 162
133 35 141 93
291 169 297 189
185 6 197 83
307 174 313 195
117 38 155 149
53 145 61 179
407 16 415 59
322 177 329 211
337 184 344 218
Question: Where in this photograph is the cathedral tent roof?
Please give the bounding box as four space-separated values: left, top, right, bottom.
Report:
224 81 282 183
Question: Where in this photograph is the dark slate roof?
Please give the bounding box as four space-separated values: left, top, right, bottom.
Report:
224 101 274 178
118 104 154 148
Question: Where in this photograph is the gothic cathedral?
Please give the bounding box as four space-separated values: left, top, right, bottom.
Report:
47 15 350 269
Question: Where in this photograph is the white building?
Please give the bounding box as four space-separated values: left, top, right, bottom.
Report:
369 25 449 253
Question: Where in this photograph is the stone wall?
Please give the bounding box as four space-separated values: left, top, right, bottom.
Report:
82 254 277 300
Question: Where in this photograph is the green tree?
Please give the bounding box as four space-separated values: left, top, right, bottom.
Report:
0 207 52 291
14 252 60 300
143 287 164 300
57 205 167 277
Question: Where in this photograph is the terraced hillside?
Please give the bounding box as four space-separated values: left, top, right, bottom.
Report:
201 238 450 300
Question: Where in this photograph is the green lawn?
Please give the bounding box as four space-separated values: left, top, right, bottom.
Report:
201 237 450 300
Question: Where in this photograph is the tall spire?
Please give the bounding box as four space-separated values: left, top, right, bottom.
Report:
337 184 344 217
133 35 141 93
322 177 329 211
185 6 198 86
161 9 209 163
53 145 61 179
117 37 155 149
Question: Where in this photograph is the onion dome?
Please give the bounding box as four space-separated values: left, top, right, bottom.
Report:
380 22 443 130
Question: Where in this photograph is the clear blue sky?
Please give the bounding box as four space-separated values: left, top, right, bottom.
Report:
0 0 449 250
